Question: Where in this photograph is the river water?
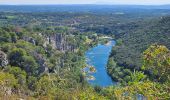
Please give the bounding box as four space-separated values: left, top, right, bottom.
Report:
85 40 117 87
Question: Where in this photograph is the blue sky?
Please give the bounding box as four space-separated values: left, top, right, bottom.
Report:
1 0 170 5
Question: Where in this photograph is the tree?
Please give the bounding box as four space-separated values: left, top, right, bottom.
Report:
142 44 170 82
10 32 17 43
114 81 169 100
9 48 38 75
22 56 38 75
9 48 27 67
0 71 17 87
7 66 27 86
0 71 18 97
107 57 116 74
128 70 146 85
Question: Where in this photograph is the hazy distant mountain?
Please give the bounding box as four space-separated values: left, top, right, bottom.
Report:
94 2 170 9
0 5 170 13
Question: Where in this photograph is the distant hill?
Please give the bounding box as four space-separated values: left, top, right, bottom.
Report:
112 16 170 68
107 16 170 83
0 5 170 13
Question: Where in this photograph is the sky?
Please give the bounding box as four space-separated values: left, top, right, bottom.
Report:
0 0 170 5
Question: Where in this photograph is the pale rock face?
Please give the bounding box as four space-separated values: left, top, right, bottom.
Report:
43 33 76 52
23 36 37 45
0 51 8 67
54 34 76 52
29 38 36 45
43 36 50 48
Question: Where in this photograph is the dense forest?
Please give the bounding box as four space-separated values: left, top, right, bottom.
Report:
0 5 170 99
107 16 170 82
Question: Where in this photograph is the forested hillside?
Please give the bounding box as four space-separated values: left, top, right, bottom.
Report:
0 25 102 99
0 5 170 99
107 16 170 82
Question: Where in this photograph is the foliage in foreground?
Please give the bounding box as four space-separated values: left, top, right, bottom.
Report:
0 17 170 99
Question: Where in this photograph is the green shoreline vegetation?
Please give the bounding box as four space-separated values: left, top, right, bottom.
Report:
0 6 170 99
107 16 170 99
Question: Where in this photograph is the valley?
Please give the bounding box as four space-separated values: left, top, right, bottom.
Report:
0 5 169 99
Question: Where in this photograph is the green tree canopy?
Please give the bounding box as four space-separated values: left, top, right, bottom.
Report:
142 44 170 82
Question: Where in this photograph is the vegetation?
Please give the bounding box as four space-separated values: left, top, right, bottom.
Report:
106 16 170 99
107 16 170 83
142 44 170 82
0 5 169 99
0 25 100 99
107 44 170 99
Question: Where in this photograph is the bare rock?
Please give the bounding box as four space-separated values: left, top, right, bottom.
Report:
0 51 8 67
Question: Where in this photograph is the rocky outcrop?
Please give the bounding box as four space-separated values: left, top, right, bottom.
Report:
33 52 48 74
0 51 8 67
23 37 37 45
44 33 76 52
